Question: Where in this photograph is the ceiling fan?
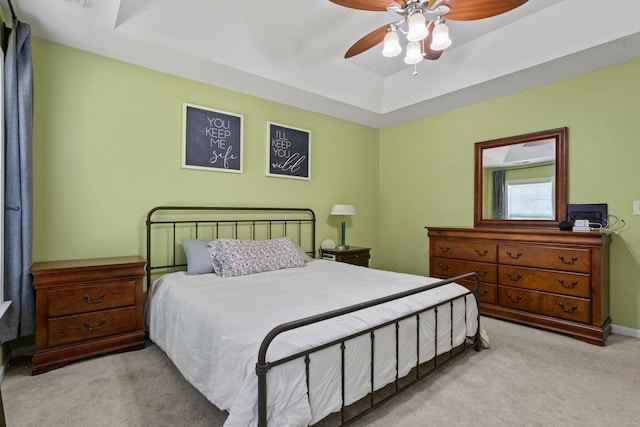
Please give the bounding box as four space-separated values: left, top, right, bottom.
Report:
330 0 528 68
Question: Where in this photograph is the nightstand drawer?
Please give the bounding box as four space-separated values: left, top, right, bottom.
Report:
47 307 137 348
47 280 137 317
339 252 370 264
321 247 371 267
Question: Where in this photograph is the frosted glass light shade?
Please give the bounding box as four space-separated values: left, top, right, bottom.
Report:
407 12 428 42
430 22 452 50
403 41 423 65
330 204 356 216
382 30 402 58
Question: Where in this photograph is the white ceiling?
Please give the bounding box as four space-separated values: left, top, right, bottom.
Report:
5 0 640 128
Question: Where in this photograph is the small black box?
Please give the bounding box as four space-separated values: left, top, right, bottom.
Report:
567 203 608 227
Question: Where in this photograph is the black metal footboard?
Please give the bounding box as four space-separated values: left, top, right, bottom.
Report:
256 272 482 427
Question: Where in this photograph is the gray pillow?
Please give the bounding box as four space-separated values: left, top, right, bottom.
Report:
291 239 313 262
182 239 215 274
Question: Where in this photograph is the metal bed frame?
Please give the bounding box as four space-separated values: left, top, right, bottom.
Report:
145 206 481 426
146 206 316 286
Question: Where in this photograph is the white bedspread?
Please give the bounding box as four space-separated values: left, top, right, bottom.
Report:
146 260 478 426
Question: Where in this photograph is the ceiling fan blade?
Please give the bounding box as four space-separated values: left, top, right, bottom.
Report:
423 30 444 60
345 24 390 58
330 0 403 12
441 0 528 21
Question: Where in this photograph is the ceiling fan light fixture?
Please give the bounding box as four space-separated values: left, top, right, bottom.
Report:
407 11 428 42
430 21 452 51
403 41 423 65
382 29 402 58
336 0 530 71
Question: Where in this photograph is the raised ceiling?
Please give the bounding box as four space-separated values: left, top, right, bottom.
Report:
5 0 640 128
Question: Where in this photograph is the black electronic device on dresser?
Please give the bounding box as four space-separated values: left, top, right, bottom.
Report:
320 246 370 267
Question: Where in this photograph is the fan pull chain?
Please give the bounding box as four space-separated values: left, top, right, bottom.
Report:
412 64 418 76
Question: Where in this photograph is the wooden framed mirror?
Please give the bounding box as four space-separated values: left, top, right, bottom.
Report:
474 128 567 229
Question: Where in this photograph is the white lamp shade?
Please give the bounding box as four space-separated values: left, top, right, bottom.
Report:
403 41 423 65
407 12 428 42
330 204 356 216
382 30 402 58
430 22 452 50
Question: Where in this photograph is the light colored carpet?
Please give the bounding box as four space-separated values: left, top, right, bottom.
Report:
2 317 639 427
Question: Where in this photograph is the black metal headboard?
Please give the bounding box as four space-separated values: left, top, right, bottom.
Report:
145 206 316 286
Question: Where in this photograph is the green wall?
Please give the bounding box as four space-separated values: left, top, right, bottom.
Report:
378 59 640 330
31 38 380 267
29 38 640 334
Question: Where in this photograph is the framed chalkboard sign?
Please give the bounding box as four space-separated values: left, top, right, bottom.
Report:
182 103 243 173
266 122 311 180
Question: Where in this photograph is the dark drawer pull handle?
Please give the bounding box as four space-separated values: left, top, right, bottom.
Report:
474 249 489 257
558 256 578 265
558 279 578 289
474 268 489 277
438 246 451 253
506 251 522 259
83 293 106 304
438 263 450 271
84 319 106 331
506 292 523 303
479 289 488 296
558 302 578 313
506 272 522 282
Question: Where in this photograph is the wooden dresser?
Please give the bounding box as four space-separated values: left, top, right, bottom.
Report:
30 256 147 374
426 227 611 345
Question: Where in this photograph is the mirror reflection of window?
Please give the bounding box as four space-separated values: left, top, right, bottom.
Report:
482 140 556 221
506 178 555 219
474 127 567 228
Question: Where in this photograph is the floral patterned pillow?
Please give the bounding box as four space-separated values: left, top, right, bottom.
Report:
208 237 306 277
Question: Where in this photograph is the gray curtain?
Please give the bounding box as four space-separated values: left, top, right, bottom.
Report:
0 18 34 342
492 170 506 220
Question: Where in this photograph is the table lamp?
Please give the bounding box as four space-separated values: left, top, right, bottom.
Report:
330 204 356 250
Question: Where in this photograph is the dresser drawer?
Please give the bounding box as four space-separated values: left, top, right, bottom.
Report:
432 257 497 284
428 227 610 345
431 239 497 263
498 286 590 324
47 306 137 348
46 280 137 317
498 266 590 298
499 244 591 273
458 279 497 304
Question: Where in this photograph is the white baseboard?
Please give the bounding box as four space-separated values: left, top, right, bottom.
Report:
612 324 640 339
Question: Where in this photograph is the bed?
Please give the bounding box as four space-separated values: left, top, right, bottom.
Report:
145 206 483 426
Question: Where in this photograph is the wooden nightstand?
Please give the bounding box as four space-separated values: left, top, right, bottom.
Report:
30 256 147 374
320 246 371 267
